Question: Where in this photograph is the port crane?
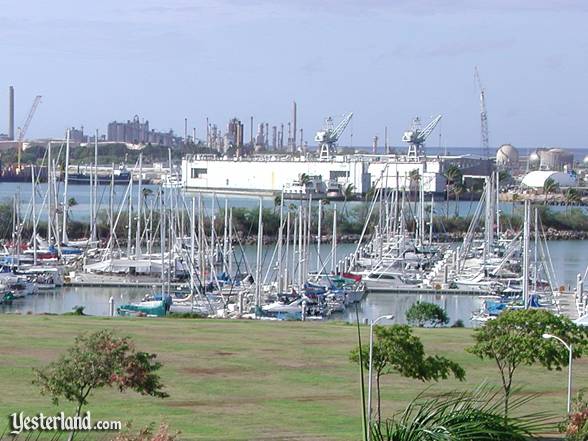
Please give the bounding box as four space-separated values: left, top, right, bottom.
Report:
402 114 442 160
474 67 490 158
17 95 42 170
315 112 353 160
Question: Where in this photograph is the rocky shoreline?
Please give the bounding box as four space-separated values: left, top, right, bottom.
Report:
239 229 588 245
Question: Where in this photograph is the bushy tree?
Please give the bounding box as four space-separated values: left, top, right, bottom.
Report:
351 325 465 423
468 309 588 417
34 329 168 419
406 301 449 327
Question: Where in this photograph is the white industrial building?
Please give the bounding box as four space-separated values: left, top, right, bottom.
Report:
181 154 370 195
181 153 491 196
521 170 577 189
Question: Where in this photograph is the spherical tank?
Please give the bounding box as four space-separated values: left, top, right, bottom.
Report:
496 144 519 167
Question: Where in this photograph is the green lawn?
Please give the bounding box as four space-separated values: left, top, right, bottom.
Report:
0 315 584 440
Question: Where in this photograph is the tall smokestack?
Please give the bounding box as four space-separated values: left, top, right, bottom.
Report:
8 86 14 140
292 101 297 153
250 116 254 146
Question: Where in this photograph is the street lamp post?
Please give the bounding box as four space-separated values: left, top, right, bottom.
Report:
367 314 394 440
543 333 573 414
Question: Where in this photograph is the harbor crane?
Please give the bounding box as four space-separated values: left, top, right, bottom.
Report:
474 67 490 159
315 112 353 160
402 114 442 160
17 95 42 170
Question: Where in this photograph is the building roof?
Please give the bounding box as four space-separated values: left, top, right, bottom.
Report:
521 170 577 188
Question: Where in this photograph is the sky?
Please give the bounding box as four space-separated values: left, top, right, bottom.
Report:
1 0 588 149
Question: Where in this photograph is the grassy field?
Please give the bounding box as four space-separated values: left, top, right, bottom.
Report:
0 315 585 440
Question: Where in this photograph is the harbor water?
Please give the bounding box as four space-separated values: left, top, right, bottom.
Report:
2 240 587 326
1 182 585 224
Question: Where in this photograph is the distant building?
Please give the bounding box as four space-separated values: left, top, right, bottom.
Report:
538 148 574 171
226 118 244 149
107 115 180 147
69 126 87 143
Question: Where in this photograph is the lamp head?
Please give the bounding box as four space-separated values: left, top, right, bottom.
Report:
542 333 553 339
384 314 394 320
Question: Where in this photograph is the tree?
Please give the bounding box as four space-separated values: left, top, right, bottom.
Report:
343 183 355 201
543 178 559 204
350 325 465 424
453 182 467 217
444 165 462 218
34 330 168 421
498 170 511 184
366 186 377 202
299 173 311 186
511 193 520 215
564 188 581 214
342 183 355 214
468 309 588 418
142 188 153 199
406 301 449 327
408 169 421 215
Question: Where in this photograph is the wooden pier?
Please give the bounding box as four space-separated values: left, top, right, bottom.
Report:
366 287 482 296
66 273 185 289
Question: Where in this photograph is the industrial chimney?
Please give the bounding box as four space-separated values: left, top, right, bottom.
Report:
292 101 297 153
8 86 14 140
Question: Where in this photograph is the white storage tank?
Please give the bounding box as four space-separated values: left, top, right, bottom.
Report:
539 148 574 171
496 144 519 167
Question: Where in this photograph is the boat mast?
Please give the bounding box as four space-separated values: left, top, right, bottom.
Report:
167 148 175 261
31 165 37 265
284 210 290 292
109 163 115 263
52 158 61 248
533 206 539 291
429 194 434 245
522 199 530 308
496 169 500 240
210 193 215 276
198 194 204 286
228 207 233 276
419 177 425 246
306 195 312 279
47 141 52 245
127 176 133 257
316 199 322 272
91 129 98 242
277 190 285 291
377 170 384 254
298 203 303 287
190 196 196 311
135 153 143 257
12 195 16 257
160 185 166 294
255 197 263 314
223 198 229 273
167 186 172 296
331 204 337 273
89 160 94 243
61 129 70 245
